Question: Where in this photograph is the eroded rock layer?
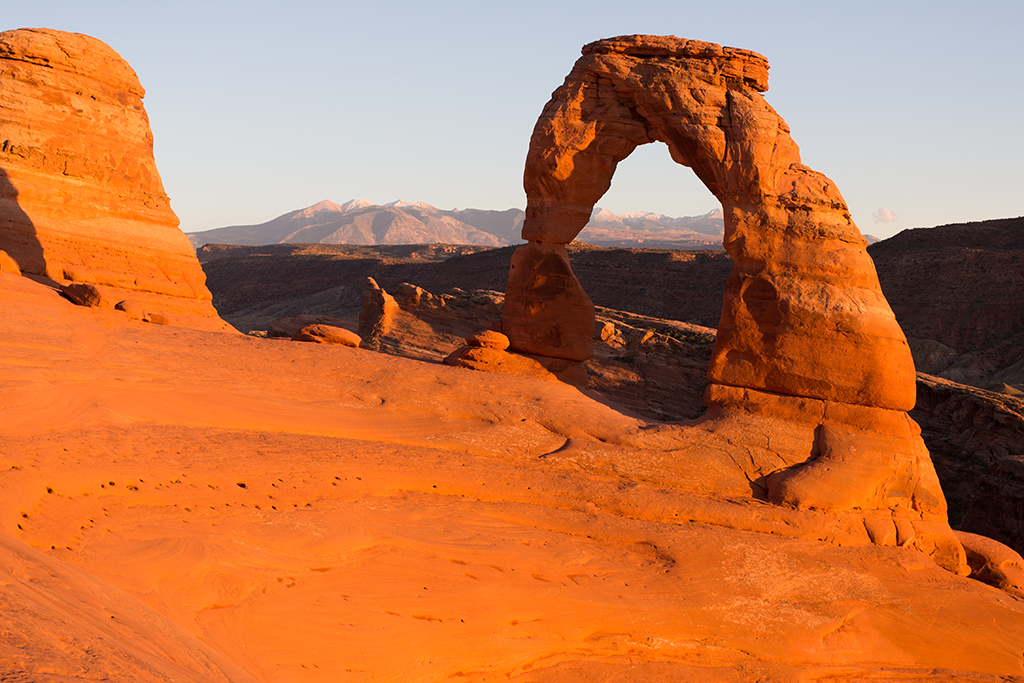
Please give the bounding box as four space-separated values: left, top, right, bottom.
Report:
0 28 225 330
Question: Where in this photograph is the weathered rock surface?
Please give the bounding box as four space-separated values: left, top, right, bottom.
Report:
0 530 256 683
0 28 225 331
114 298 147 321
0 249 19 274
956 530 1024 598
61 282 112 309
444 345 557 381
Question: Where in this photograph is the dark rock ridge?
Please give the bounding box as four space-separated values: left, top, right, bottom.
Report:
197 242 733 334
868 216 1024 393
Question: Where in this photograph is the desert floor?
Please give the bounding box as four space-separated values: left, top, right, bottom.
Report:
2 270 1023 682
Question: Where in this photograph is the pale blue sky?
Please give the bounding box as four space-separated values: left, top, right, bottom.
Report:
6 1 1022 239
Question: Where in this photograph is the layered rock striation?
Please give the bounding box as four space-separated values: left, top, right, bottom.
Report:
0 28 225 330
505 34 960 569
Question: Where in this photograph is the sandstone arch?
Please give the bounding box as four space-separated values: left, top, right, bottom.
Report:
503 36 964 567
503 34 915 411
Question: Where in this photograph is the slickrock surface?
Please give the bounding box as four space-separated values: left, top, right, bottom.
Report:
4 265 1024 681
195 243 1024 556
335 281 1024 562
0 28 225 330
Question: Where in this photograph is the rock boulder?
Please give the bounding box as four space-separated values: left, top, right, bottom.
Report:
292 324 361 348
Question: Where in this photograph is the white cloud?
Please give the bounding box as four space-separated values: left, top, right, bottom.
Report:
873 208 896 223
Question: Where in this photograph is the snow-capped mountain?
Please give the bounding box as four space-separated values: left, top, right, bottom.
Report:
187 200 524 248
186 200 726 249
576 206 724 249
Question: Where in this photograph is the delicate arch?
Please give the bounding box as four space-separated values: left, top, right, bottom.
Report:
502 35 915 411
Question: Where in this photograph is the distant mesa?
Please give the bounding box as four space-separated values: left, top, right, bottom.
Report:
869 215 1024 394
0 28 227 331
185 199 729 250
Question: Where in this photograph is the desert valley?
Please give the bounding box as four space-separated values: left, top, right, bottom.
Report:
2 27 1024 683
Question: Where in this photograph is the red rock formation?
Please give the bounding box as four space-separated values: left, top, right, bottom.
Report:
503 242 594 360
507 34 913 409
0 28 225 331
505 34 958 566
358 277 399 348
466 329 510 350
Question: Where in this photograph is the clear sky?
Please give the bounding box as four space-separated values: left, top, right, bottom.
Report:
5 1 1022 239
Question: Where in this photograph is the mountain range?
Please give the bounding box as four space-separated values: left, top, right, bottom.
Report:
186 199 726 249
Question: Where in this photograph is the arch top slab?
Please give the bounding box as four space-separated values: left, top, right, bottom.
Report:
521 34 785 246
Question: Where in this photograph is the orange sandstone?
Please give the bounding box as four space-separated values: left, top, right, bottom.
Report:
0 28 225 331
505 34 913 410
3 269 1024 681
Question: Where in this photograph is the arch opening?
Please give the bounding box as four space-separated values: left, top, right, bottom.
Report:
576 142 723 250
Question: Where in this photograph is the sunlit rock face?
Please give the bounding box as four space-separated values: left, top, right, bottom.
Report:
505 35 960 566
0 28 226 330
507 34 913 409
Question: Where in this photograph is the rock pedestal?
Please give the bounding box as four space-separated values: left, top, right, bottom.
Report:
0 28 226 331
